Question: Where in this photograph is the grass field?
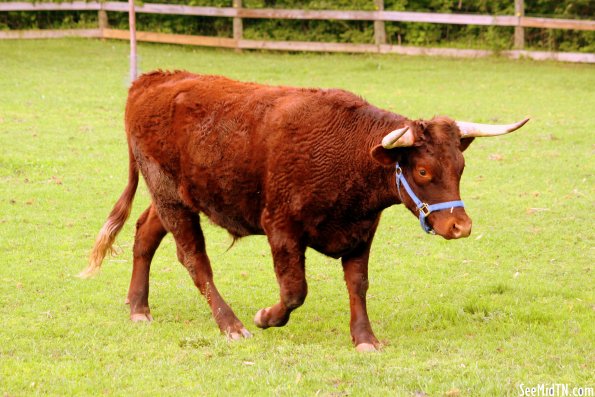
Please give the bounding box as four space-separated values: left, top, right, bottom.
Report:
0 39 593 396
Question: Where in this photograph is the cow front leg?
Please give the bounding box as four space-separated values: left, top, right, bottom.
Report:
255 219 307 328
127 204 167 322
342 240 380 352
156 204 251 339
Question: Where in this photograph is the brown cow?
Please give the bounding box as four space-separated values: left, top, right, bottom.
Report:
80 70 528 351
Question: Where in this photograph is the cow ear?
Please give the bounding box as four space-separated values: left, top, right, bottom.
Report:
370 145 402 166
460 137 475 152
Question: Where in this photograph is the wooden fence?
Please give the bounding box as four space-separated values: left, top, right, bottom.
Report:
1 1 594 63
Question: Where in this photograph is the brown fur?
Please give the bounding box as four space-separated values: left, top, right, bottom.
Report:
85 71 475 348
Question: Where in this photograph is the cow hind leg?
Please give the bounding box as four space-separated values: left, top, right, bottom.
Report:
156 204 251 339
127 204 167 322
254 215 307 329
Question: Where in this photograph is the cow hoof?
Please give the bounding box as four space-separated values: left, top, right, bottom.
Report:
253 308 269 329
131 313 153 322
228 328 252 341
356 343 378 353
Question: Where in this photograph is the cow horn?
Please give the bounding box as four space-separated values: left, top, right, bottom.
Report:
381 126 414 148
456 118 530 138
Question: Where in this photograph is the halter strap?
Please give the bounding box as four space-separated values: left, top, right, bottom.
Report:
395 163 465 234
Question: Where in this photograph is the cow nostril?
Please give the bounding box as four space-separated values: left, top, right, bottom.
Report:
452 222 462 237
451 220 471 238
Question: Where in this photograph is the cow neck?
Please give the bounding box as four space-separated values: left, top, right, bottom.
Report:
394 162 464 234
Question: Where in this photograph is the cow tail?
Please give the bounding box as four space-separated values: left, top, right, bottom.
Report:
78 146 139 278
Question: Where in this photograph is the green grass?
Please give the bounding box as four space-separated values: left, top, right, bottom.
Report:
0 39 593 396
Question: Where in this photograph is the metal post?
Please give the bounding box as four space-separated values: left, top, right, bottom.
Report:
129 0 137 82
374 0 386 48
514 0 525 49
233 0 243 53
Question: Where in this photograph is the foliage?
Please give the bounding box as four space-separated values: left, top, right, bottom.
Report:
0 38 594 396
0 11 98 30
0 0 593 52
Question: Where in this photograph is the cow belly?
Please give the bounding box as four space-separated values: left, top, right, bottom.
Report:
306 216 380 258
180 178 265 238
202 208 264 238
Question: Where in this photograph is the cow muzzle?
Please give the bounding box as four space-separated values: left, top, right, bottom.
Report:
429 210 472 240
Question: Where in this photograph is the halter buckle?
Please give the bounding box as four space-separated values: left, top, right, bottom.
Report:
419 203 431 217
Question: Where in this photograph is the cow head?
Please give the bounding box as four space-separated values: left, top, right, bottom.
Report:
371 116 529 239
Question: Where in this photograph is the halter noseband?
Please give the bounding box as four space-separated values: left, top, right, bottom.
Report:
395 163 465 234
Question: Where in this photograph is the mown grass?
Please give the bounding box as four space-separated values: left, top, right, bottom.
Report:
0 39 593 396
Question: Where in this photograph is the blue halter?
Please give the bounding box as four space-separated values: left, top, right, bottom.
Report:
395 163 465 234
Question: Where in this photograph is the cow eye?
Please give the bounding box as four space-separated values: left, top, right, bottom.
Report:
419 169 427 176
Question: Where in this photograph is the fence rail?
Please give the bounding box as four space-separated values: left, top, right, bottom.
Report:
1 1 594 63
3 1 594 30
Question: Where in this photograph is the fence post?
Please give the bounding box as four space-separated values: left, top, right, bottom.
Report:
98 4 108 39
514 0 525 49
233 0 242 52
374 0 386 50
129 0 137 82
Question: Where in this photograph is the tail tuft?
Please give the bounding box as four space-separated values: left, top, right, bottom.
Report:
78 220 121 278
